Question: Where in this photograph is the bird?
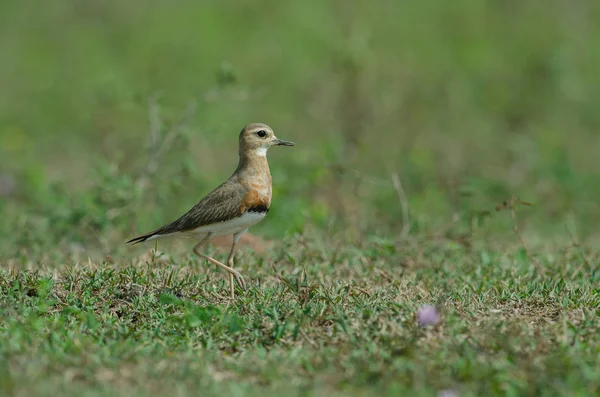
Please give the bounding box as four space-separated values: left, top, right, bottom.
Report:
127 123 294 298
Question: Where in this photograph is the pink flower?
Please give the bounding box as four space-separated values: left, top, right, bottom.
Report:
417 305 440 327
437 390 459 397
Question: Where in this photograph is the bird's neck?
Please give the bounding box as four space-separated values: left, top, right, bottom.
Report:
235 150 272 182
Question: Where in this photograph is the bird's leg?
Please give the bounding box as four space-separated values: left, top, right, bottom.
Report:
226 231 245 299
193 233 247 295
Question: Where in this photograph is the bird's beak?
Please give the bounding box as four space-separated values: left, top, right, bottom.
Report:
274 138 295 146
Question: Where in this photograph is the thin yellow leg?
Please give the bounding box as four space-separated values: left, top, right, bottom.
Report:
226 231 244 299
192 233 247 296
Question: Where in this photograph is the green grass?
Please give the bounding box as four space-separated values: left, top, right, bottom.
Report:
1 0 600 395
1 238 599 396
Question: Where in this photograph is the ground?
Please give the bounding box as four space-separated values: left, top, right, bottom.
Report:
1 233 598 396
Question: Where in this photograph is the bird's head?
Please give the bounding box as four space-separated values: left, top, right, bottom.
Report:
238 123 295 157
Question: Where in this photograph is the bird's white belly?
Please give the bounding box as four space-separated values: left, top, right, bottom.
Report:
183 211 266 237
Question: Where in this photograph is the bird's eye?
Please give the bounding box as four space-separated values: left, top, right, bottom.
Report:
256 130 267 138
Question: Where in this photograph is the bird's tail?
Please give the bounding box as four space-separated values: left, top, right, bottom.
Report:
126 230 161 245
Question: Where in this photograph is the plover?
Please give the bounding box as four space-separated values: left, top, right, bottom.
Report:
127 123 294 298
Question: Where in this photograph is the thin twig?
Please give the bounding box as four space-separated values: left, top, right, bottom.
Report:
375 268 393 283
352 286 371 297
148 93 162 153
299 329 318 348
509 195 545 275
391 172 410 240
155 101 197 160
343 168 411 240
347 167 389 186
564 224 591 268
136 97 197 191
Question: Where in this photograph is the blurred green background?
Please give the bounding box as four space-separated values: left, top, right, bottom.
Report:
1 0 599 258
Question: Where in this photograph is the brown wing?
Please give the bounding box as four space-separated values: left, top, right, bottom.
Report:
175 180 248 231
127 179 247 244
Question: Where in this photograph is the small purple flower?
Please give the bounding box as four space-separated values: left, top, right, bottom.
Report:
437 389 459 397
417 304 440 327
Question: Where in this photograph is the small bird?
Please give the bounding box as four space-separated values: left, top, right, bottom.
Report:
127 123 294 298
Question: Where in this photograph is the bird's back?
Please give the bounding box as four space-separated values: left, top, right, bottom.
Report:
127 177 249 243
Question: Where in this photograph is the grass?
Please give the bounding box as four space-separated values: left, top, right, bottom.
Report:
1 0 600 395
1 237 599 396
